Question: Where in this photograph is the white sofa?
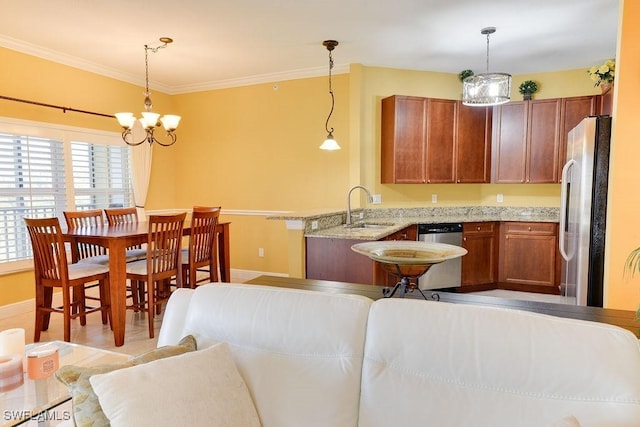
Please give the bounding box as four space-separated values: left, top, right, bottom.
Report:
157 283 640 427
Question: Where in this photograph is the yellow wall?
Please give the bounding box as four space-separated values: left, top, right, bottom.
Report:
1 5 637 310
0 47 177 306
603 0 640 310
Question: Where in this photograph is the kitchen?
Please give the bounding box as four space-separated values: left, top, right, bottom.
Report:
0 2 638 314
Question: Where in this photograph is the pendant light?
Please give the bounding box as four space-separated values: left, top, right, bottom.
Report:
320 40 341 151
462 27 511 107
115 37 181 146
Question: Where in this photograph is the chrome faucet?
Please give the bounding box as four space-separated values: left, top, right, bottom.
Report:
345 185 373 226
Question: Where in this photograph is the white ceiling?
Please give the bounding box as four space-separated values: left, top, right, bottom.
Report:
0 0 619 95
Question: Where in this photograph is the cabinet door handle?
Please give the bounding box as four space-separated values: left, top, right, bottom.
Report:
401 233 407 239
476 226 481 231
528 227 532 231
463 237 467 241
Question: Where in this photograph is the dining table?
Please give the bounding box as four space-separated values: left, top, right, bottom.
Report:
63 221 230 347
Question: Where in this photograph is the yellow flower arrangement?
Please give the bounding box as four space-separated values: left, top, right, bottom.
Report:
587 59 615 87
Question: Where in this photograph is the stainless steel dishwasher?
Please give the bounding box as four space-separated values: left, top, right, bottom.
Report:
417 223 463 290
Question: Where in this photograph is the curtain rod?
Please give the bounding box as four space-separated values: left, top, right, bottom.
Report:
0 95 114 119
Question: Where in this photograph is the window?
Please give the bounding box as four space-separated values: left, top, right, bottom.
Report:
0 134 66 263
0 117 132 268
71 142 131 210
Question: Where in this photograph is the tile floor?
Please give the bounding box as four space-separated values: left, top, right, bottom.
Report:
0 299 161 356
0 272 251 356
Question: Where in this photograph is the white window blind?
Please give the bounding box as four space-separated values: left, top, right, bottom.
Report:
0 117 133 268
0 133 66 262
71 141 132 210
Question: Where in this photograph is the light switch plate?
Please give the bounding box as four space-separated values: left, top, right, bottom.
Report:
372 194 382 204
431 194 438 203
497 193 504 203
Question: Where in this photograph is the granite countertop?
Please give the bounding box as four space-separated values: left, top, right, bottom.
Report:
268 206 559 240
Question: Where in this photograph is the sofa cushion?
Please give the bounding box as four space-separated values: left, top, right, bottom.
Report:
90 342 261 427
55 335 196 427
358 298 640 427
157 283 374 427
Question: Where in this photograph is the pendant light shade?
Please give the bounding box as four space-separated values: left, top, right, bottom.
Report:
320 40 341 150
462 27 511 107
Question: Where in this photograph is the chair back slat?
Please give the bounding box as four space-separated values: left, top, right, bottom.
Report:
64 210 107 261
104 207 138 226
24 217 67 282
190 208 220 264
148 213 186 276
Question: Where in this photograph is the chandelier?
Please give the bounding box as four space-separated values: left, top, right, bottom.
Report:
462 27 511 107
115 37 181 146
319 40 341 151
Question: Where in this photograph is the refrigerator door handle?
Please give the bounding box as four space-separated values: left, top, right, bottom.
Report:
559 159 576 261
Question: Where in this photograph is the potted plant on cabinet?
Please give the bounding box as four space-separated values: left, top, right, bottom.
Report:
588 59 615 94
518 80 539 101
458 69 474 82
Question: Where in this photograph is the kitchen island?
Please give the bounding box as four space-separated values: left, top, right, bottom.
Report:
268 206 561 293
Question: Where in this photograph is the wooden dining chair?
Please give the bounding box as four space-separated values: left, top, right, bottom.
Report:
63 209 110 323
125 213 186 338
104 206 139 225
24 217 111 342
64 210 109 264
181 207 221 288
103 207 147 261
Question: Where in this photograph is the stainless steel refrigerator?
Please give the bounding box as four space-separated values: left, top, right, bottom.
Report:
559 115 611 307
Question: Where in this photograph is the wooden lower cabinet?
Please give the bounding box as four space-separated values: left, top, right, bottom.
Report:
461 222 497 290
305 226 418 286
305 222 560 295
305 237 374 284
373 225 418 286
498 222 560 294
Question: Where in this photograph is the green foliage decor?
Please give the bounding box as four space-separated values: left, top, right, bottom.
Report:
458 69 474 82
624 247 640 319
518 80 539 95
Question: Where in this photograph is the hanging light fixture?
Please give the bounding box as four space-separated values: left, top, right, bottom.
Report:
319 40 341 151
462 27 511 107
115 37 181 146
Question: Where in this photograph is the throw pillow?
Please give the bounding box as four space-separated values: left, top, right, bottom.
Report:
55 335 197 427
90 342 261 427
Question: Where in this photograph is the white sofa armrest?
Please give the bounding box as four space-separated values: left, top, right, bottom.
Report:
157 288 195 347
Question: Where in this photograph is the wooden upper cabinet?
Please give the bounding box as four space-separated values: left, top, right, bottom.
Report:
492 99 561 183
527 99 562 183
381 95 490 184
456 104 491 183
557 96 599 179
381 95 427 183
491 101 528 183
425 98 456 183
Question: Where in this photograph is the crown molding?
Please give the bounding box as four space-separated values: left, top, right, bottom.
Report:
0 35 349 95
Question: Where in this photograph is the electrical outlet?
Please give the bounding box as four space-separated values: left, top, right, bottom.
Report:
431 194 438 203
311 220 318 230
258 248 265 257
372 194 382 204
497 193 504 203
358 212 364 219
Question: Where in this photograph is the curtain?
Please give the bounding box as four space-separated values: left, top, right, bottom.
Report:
130 120 152 220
